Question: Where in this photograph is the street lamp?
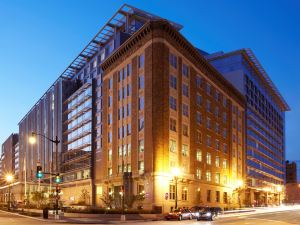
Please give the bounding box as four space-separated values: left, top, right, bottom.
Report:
172 167 181 209
277 186 282 206
6 174 14 210
29 132 60 218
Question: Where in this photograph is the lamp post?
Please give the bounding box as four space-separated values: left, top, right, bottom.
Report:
6 174 14 210
29 132 60 218
277 186 282 206
172 168 180 209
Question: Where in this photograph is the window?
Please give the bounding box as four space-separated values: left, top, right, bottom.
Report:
215 173 220 184
196 94 202 106
138 161 144 171
182 84 189 97
182 144 188 156
108 96 112 107
196 131 202 143
196 168 202 179
223 159 228 169
182 187 188 201
108 131 112 143
223 97 227 107
139 117 144 131
108 113 112 125
169 96 177 110
108 148 112 161
182 63 189 77
169 53 177 68
138 97 144 110
206 83 211 95
216 191 220 202
215 123 220 134
108 78 113 89
108 168 112 176
196 112 202 125
207 190 211 202
182 103 189 117
223 112 227 123
127 63 132 76
170 118 177 132
170 75 177 89
223 128 227 138
215 106 219 117
206 171 211 182
216 140 220 150
138 139 144 152
127 123 131 135
223 144 228 154
207 135 211 147
215 156 220 167
196 75 202 88
206 152 211 165
206 117 211 129
138 54 144 68
206 100 211 112
127 84 131 96
139 75 144 89
169 185 175 200
223 192 228 203
170 140 176 152
196 150 202 161
127 103 131 116
215 91 220 101
182 124 189 137
118 69 123 82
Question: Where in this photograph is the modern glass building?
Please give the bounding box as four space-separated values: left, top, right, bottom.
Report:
205 49 290 206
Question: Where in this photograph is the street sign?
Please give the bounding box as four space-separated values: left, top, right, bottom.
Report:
165 192 168 200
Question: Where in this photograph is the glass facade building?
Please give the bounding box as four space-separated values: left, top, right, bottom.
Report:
206 49 289 206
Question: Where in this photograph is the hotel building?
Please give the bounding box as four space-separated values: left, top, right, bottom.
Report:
0 5 254 211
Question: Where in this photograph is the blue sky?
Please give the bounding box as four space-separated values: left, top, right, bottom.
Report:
0 0 299 160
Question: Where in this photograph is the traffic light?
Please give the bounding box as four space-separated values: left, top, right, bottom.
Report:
55 174 61 183
36 165 43 179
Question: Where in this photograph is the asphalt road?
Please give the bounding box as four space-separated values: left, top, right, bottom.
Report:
1 209 300 225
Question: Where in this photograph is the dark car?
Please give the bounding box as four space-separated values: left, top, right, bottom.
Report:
165 208 193 221
196 207 216 221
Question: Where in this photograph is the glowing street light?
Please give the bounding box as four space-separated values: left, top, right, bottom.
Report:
171 167 181 209
6 174 14 210
29 133 37 144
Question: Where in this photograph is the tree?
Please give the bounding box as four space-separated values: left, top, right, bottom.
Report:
31 191 47 208
78 189 90 205
100 191 114 209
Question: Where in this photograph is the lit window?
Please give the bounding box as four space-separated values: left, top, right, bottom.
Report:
215 156 220 167
182 124 189 137
196 168 202 179
169 140 176 153
138 161 144 171
223 159 228 169
215 173 220 184
182 144 188 156
196 150 202 161
206 171 211 182
206 152 211 165
169 185 175 200
182 187 188 201
138 139 144 152
170 118 177 132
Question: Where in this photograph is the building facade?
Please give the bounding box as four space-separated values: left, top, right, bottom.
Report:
286 160 297 184
205 49 289 206
0 4 252 211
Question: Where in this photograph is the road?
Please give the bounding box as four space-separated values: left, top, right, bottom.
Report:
1 208 300 225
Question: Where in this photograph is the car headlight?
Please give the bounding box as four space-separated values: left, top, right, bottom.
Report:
206 212 211 216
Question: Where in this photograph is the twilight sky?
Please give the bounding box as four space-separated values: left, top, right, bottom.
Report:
0 0 299 160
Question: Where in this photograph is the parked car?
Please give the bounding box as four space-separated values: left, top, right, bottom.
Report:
190 206 206 218
165 208 193 221
196 207 216 221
